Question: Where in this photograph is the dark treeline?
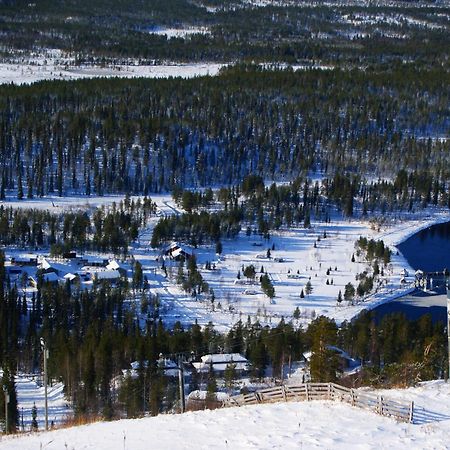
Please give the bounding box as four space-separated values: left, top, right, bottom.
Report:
339 311 448 386
151 209 242 248
0 1 448 68
0 196 156 254
0 66 448 201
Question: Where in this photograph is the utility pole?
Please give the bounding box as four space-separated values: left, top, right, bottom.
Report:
40 338 49 431
288 345 292 379
447 282 450 381
178 356 185 413
3 385 9 435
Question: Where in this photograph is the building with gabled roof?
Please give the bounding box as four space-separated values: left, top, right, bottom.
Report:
192 353 249 374
163 242 193 261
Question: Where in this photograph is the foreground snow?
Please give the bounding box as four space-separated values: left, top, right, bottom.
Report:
1 381 449 450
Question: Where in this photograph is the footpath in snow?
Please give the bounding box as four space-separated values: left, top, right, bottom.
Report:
7 374 72 432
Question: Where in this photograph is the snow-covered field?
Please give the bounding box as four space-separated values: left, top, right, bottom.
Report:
0 194 147 211
1 381 449 450
0 60 225 85
141 205 449 330
0 58 336 86
148 26 211 38
3 190 448 331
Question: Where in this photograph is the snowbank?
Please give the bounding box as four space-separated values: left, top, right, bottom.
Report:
1 381 450 450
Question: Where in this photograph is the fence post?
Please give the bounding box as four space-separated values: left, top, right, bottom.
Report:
350 388 355 407
305 383 310 401
328 383 332 400
378 396 384 416
282 385 287 402
409 401 414 423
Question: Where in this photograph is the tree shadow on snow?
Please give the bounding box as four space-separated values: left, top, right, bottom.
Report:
411 406 450 424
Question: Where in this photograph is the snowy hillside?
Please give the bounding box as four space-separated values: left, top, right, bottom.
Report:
0 371 73 432
15 375 72 431
1 381 449 450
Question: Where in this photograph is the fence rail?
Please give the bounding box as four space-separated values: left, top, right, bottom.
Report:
224 383 414 423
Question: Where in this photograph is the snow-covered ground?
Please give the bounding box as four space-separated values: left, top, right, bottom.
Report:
0 194 150 211
148 26 211 38
15 375 72 431
0 60 225 85
3 190 448 330
1 381 449 449
0 372 72 432
146 207 449 329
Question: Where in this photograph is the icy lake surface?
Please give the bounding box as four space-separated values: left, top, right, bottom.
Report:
372 220 450 323
397 221 450 272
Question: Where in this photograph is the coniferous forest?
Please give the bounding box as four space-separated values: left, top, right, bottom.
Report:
0 0 449 435
0 66 448 207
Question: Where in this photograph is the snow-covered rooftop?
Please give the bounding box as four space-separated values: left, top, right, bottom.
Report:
193 353 249 372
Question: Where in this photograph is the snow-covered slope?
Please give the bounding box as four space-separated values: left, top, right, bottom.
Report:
1 381 449 450
15 375 73 431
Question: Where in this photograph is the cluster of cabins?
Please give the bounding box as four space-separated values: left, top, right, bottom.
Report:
6 253 129 289
6 241 195 290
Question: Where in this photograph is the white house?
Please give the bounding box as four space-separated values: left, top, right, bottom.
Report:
93 269 121 281
192 353 249 374
106 260 128 277
79 255 108 267
29 272 60 287
11 255 37 266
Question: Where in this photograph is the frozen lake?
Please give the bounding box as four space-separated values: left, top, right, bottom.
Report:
372 289 447 323
397 221 450 273
372 220 450 323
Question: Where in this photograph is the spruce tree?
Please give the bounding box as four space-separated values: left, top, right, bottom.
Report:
31 403 38 431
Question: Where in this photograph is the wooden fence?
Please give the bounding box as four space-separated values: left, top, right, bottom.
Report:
224 383 414 423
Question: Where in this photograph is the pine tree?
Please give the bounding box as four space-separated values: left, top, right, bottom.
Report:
305 281 313 297
308 316 340 382
133 261 143 291
206 365 217 405
31 402 38 431
344 283 355 301
17 171 23 200
0 366 18 433
224 363 237 393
